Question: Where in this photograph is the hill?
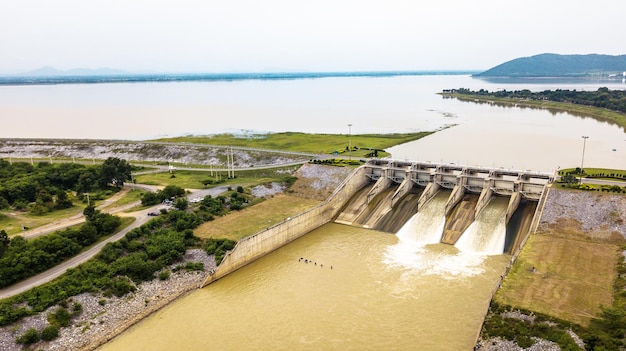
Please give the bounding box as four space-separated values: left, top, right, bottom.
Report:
475 53 626 77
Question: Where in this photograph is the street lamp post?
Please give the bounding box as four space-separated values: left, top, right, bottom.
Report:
580 135 589 183
348 124 352 161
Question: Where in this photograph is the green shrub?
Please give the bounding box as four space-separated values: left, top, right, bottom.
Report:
159 270 171 280
16 327 40 344
47 306 71 328
41 324 59 341
184 262 204 271
72 302 83 315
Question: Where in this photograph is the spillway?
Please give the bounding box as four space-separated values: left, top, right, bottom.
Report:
353 186 397 229
375 188 422 233
396 191 450 245
334 183 374 226
454 197 509 255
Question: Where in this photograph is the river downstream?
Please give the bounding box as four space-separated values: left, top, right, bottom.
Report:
98 224 509 351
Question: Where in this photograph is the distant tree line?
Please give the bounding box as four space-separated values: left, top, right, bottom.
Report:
0 157 132 214
452 87 626 114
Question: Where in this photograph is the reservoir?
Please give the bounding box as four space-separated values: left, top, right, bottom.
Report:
1 74 624 170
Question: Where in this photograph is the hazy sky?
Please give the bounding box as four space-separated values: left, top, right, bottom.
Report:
1 0 624 74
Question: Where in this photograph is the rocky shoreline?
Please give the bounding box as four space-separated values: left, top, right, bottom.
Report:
0 139 311 168
0 249 215 351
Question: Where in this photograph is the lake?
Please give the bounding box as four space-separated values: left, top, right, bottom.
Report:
1 74 624 171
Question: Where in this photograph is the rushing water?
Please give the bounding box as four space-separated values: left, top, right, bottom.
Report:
455 197 509 255
396 191 449 245
98 223 510 351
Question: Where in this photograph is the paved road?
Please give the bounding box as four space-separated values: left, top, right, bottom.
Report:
0 186 228 299
0 208 152 299
580 178 626 187
17 185 160 240
132 160 311 176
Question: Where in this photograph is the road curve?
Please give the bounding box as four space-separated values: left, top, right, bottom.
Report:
0 208 154 299
0 186 226 300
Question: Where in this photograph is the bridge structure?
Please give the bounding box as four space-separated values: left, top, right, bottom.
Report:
363 159 555 225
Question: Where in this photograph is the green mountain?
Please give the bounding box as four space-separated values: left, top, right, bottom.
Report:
475 53 626 77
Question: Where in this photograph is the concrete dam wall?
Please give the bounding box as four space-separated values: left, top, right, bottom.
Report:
201 166 370 287
334 160 553 255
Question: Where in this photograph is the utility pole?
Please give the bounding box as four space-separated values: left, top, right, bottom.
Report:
348 123 352 161
580 135 589 184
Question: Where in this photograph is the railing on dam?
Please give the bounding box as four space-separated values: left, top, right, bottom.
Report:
364 159 554 201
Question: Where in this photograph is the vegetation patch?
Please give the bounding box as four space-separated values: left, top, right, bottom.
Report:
134 166 301 189
155 131 434 155
0 207 122 288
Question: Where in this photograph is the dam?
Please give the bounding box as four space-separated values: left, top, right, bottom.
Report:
202 160 553 287
336 159 553 255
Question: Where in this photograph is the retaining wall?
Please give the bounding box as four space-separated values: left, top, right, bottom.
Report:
201 166 370 287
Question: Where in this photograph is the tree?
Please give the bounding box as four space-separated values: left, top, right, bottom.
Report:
55 189 73 209
561 174 578 186
99 157 132 188
161 185 186 200
0 230 9 256
174 197 188 211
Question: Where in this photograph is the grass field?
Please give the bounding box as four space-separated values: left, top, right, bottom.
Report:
559 167 626 178
495 229 621 326
134 166 301 189
154 131 435 156
193 194 321 241
0 206 85 236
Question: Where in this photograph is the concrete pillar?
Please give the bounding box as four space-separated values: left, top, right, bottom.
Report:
444 180 466 216
417 181 440 210
390 174 413 208
505 192 522 225
366 168 392 204
474 179 494 219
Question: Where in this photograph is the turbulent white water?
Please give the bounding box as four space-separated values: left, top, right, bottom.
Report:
395 191 448 245
454 197 509 255
387 191 487 277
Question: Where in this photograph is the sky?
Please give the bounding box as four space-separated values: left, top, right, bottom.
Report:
1 0 624 74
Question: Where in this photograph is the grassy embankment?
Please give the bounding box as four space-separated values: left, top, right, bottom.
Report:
495 226 620 326
134 166 302 189
194 194 320 241
445 93 626 131
482 186 626 348
559 167 626 180
155 131 435 158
